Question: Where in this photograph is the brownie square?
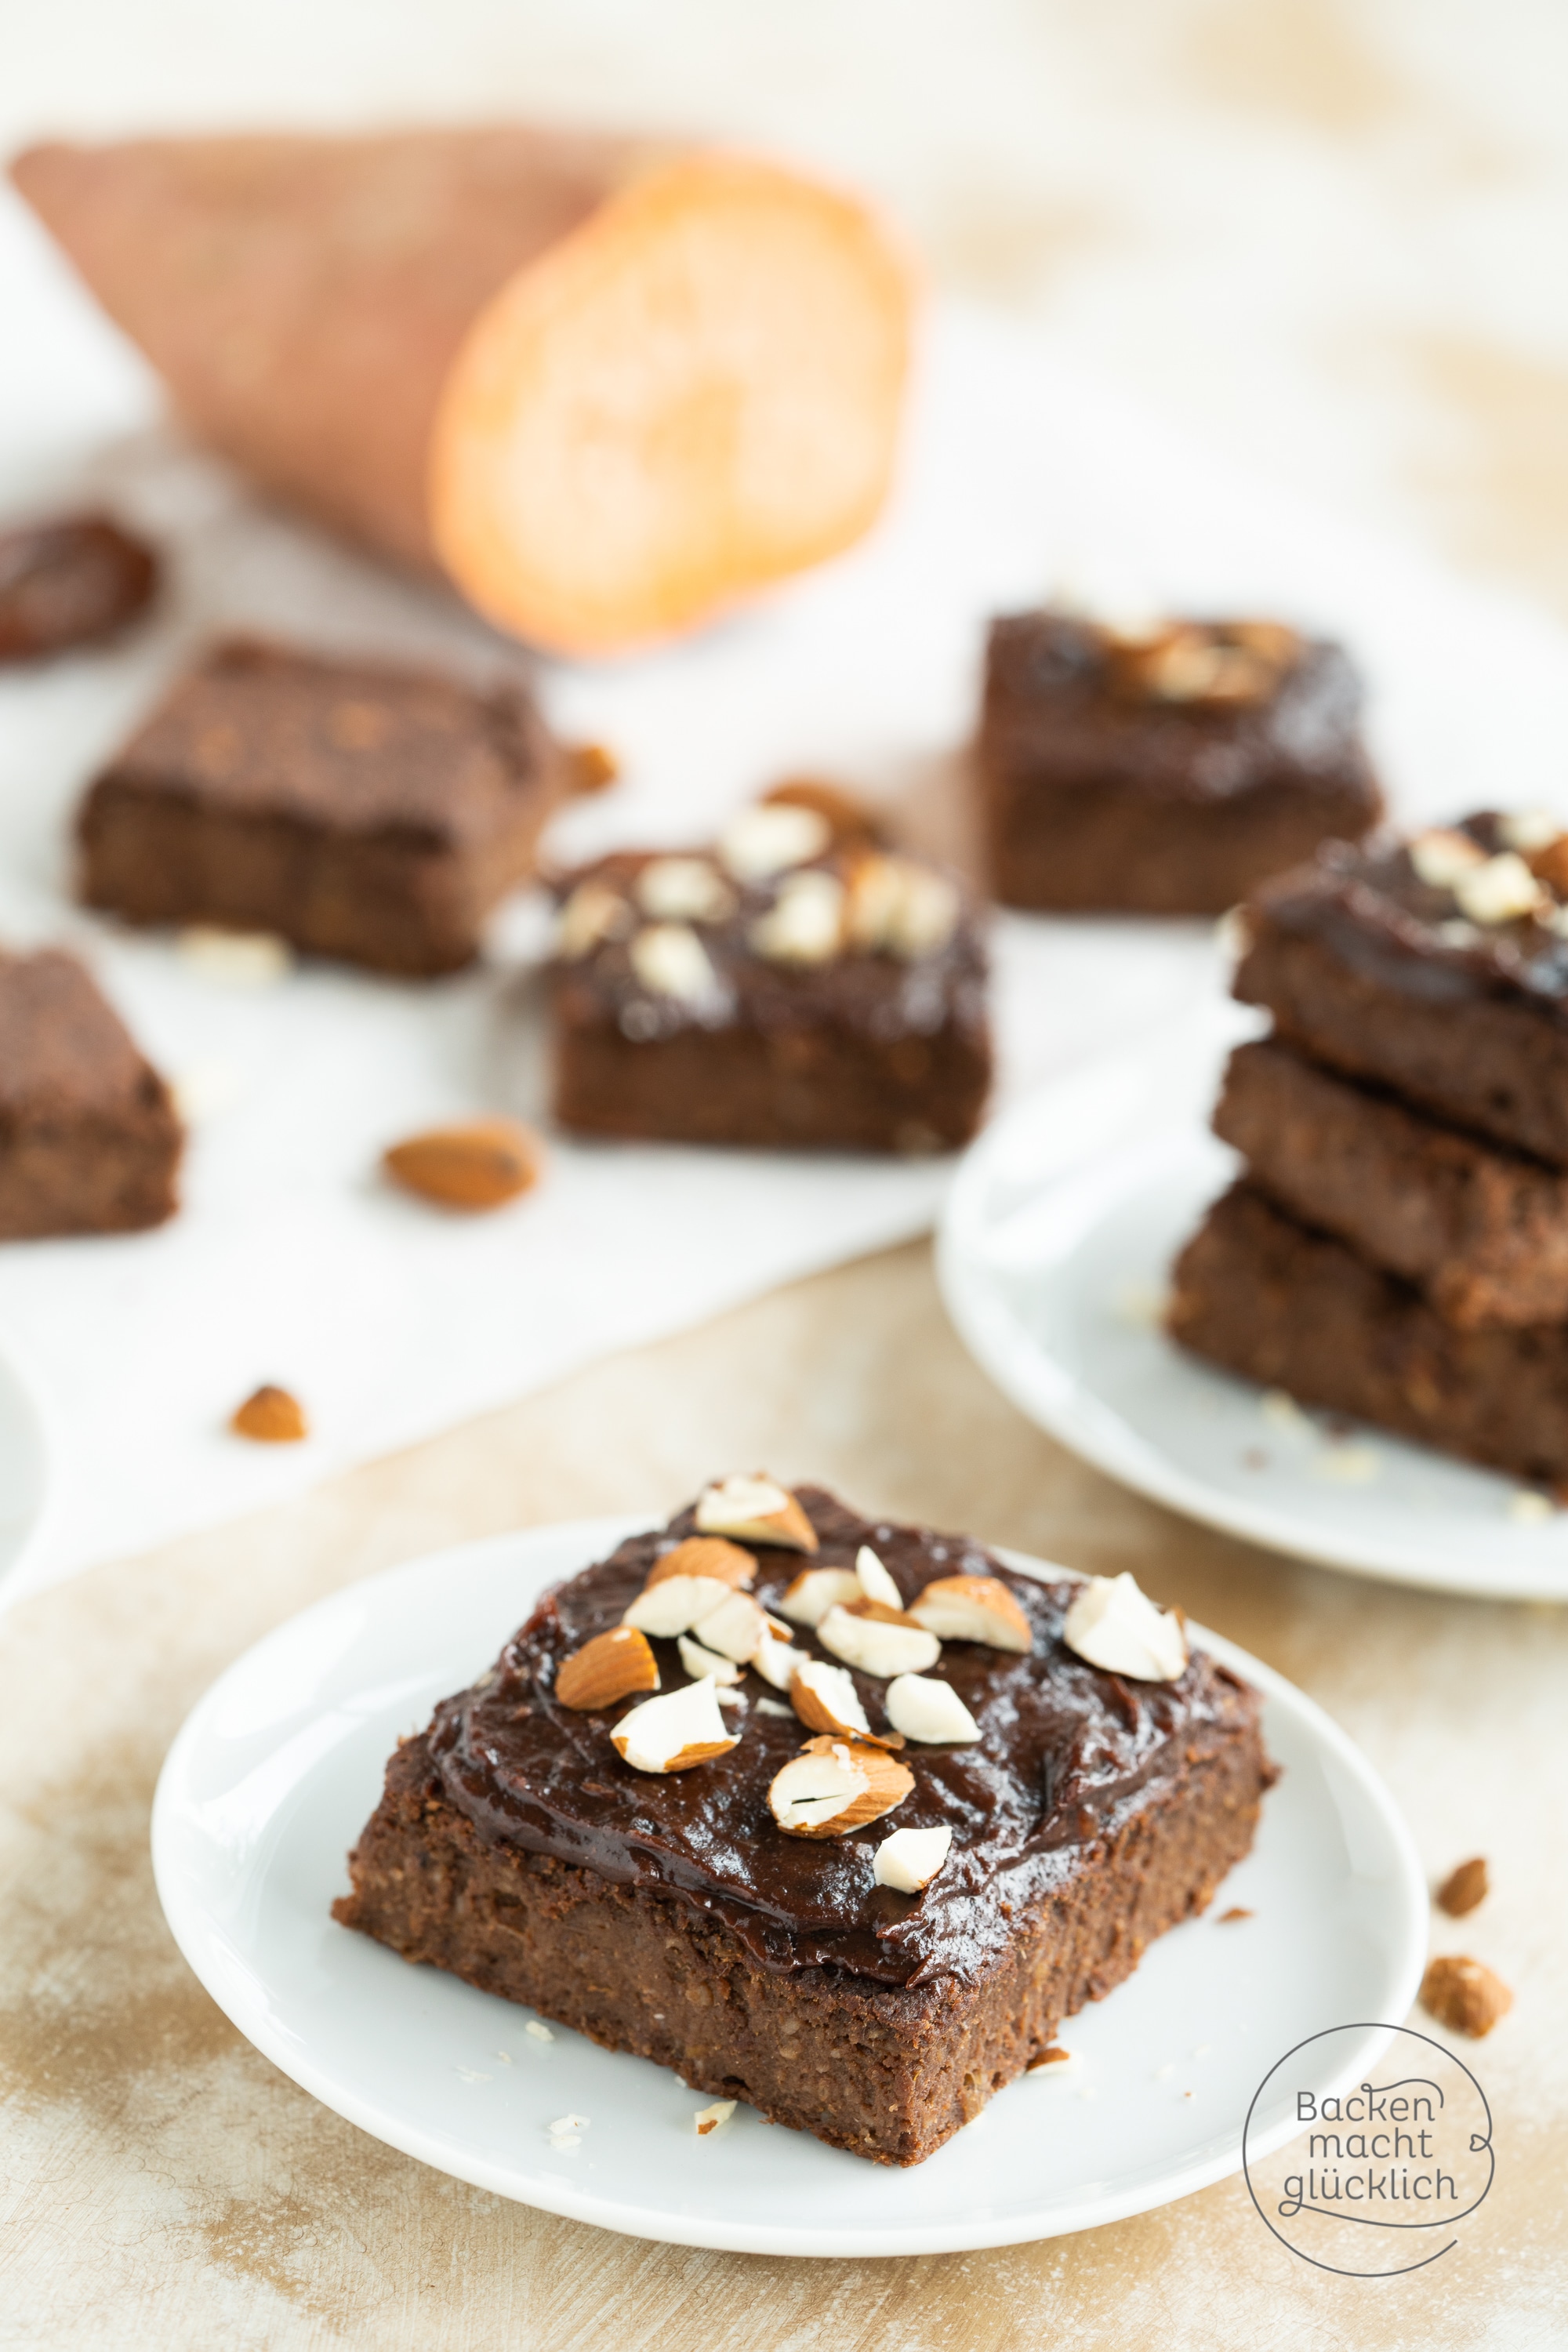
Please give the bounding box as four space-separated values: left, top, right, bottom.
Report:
333 1483 1272 2166
78 638 568 976
1167 1179 1568 1485
1214 1037 1568 1328
1233 812 1568 1167
0 948 181 1236
977 611 1381 915
549 811 991 1152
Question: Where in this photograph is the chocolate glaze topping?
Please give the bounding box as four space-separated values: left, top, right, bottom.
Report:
551 849 987 1050
427 1486 1259 1989
982 612 1368 803
1247 813 1568 1020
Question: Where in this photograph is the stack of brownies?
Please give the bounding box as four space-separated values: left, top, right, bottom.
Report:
1168 812 1568 1490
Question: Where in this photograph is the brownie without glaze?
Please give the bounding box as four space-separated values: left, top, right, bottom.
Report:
78 637 568 975
334 1486 1271 2163
550 844 991 1152
0 515 158 662
1168 1180 1568 1483
978 611 1381 914
1234 814 1568 1164
1215 1036 1568 1328
0 949 181 1235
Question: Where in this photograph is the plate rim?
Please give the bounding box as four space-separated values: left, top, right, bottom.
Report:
151 1514 1427 2256
938 1069 1568 1602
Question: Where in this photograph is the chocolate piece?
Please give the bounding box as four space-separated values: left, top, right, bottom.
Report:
78 638 567 976
550 837 990 1152
1214 1036 1568 1327
977 611 1381 914
0 948 181 1235
1167 1179 1568 1484
334 1484 1272 2166
1234 814 1568 1166
0 514 157 662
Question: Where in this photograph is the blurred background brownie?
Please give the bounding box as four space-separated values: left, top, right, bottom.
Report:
549 802 991 1152
0 948 182 1236
977 608 1381 915
0 514 158 662
78 637 568 976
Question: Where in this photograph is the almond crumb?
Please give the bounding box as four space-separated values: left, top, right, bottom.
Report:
1218 1906 1253 1924
230 1384 308 1443
1420 1953 1513 2038
694 2099 737 2136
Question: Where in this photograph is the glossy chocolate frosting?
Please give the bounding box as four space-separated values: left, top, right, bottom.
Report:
982 611 1369 803
427 1487 1260 1989
1246 813 1568 1021
551 849 987 1049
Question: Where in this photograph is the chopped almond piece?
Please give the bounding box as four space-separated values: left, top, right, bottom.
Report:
644 1536 757 1592
622 1576 735 1639
695 1472 818 1552
818 1602 940 1679
907 1574 1032 1653
555 1624 659 1710
230 1383 308 1443
777 1566 862 1627
790 1657 903 1748
768 1735 913 1837
762 775 888 848
611 1679 738 1773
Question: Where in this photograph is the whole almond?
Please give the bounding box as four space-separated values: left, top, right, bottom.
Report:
644 1536 757 1592
1420 1954 1512 2038
555 1625 659 1711
567 740 620 796
1436 1857 1489 1918
230 1384 308 1443
383 1117 541 1210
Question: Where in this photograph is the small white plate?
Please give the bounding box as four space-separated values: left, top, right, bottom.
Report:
0 1345 53 1596
152 1517 1425 2256
938 1020 1568 1602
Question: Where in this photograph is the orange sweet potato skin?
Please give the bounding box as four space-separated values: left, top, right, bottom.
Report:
11 127 648 569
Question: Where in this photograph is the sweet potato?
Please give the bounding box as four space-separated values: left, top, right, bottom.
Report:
11 128 913 655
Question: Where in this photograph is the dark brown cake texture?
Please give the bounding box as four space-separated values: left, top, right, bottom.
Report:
78 637 568 977
0 514 158 662
976 608 1381 916
549 802 992 1152
1172 809 1568 1480
1214 1036 1568 1330
0 947 182 1236
334 1479 1272 2167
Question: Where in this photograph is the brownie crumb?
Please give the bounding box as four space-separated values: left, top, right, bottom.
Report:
1420 1953 1513 2038
0 514 158 661
1436 1857 1489 1918
1026 2045 1073 2070
1218 1906 1254 1923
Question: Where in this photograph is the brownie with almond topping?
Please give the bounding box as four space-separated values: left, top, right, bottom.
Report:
977 610 1381 914
1214 1036 1568 1327
1233 812 1568 1165
0 947 181 1235
78 637 568 975
548 805 991 1153
333 1481 1272 2166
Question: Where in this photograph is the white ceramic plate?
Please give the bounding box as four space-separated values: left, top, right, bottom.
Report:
0 1345 53 1597
152 1516 1425 2256
938 1017 1568 1602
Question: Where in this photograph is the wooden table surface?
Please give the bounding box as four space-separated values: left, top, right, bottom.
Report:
5 3 1568 2343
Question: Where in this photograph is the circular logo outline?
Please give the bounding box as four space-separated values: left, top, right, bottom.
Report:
1242 2024 1495 2278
